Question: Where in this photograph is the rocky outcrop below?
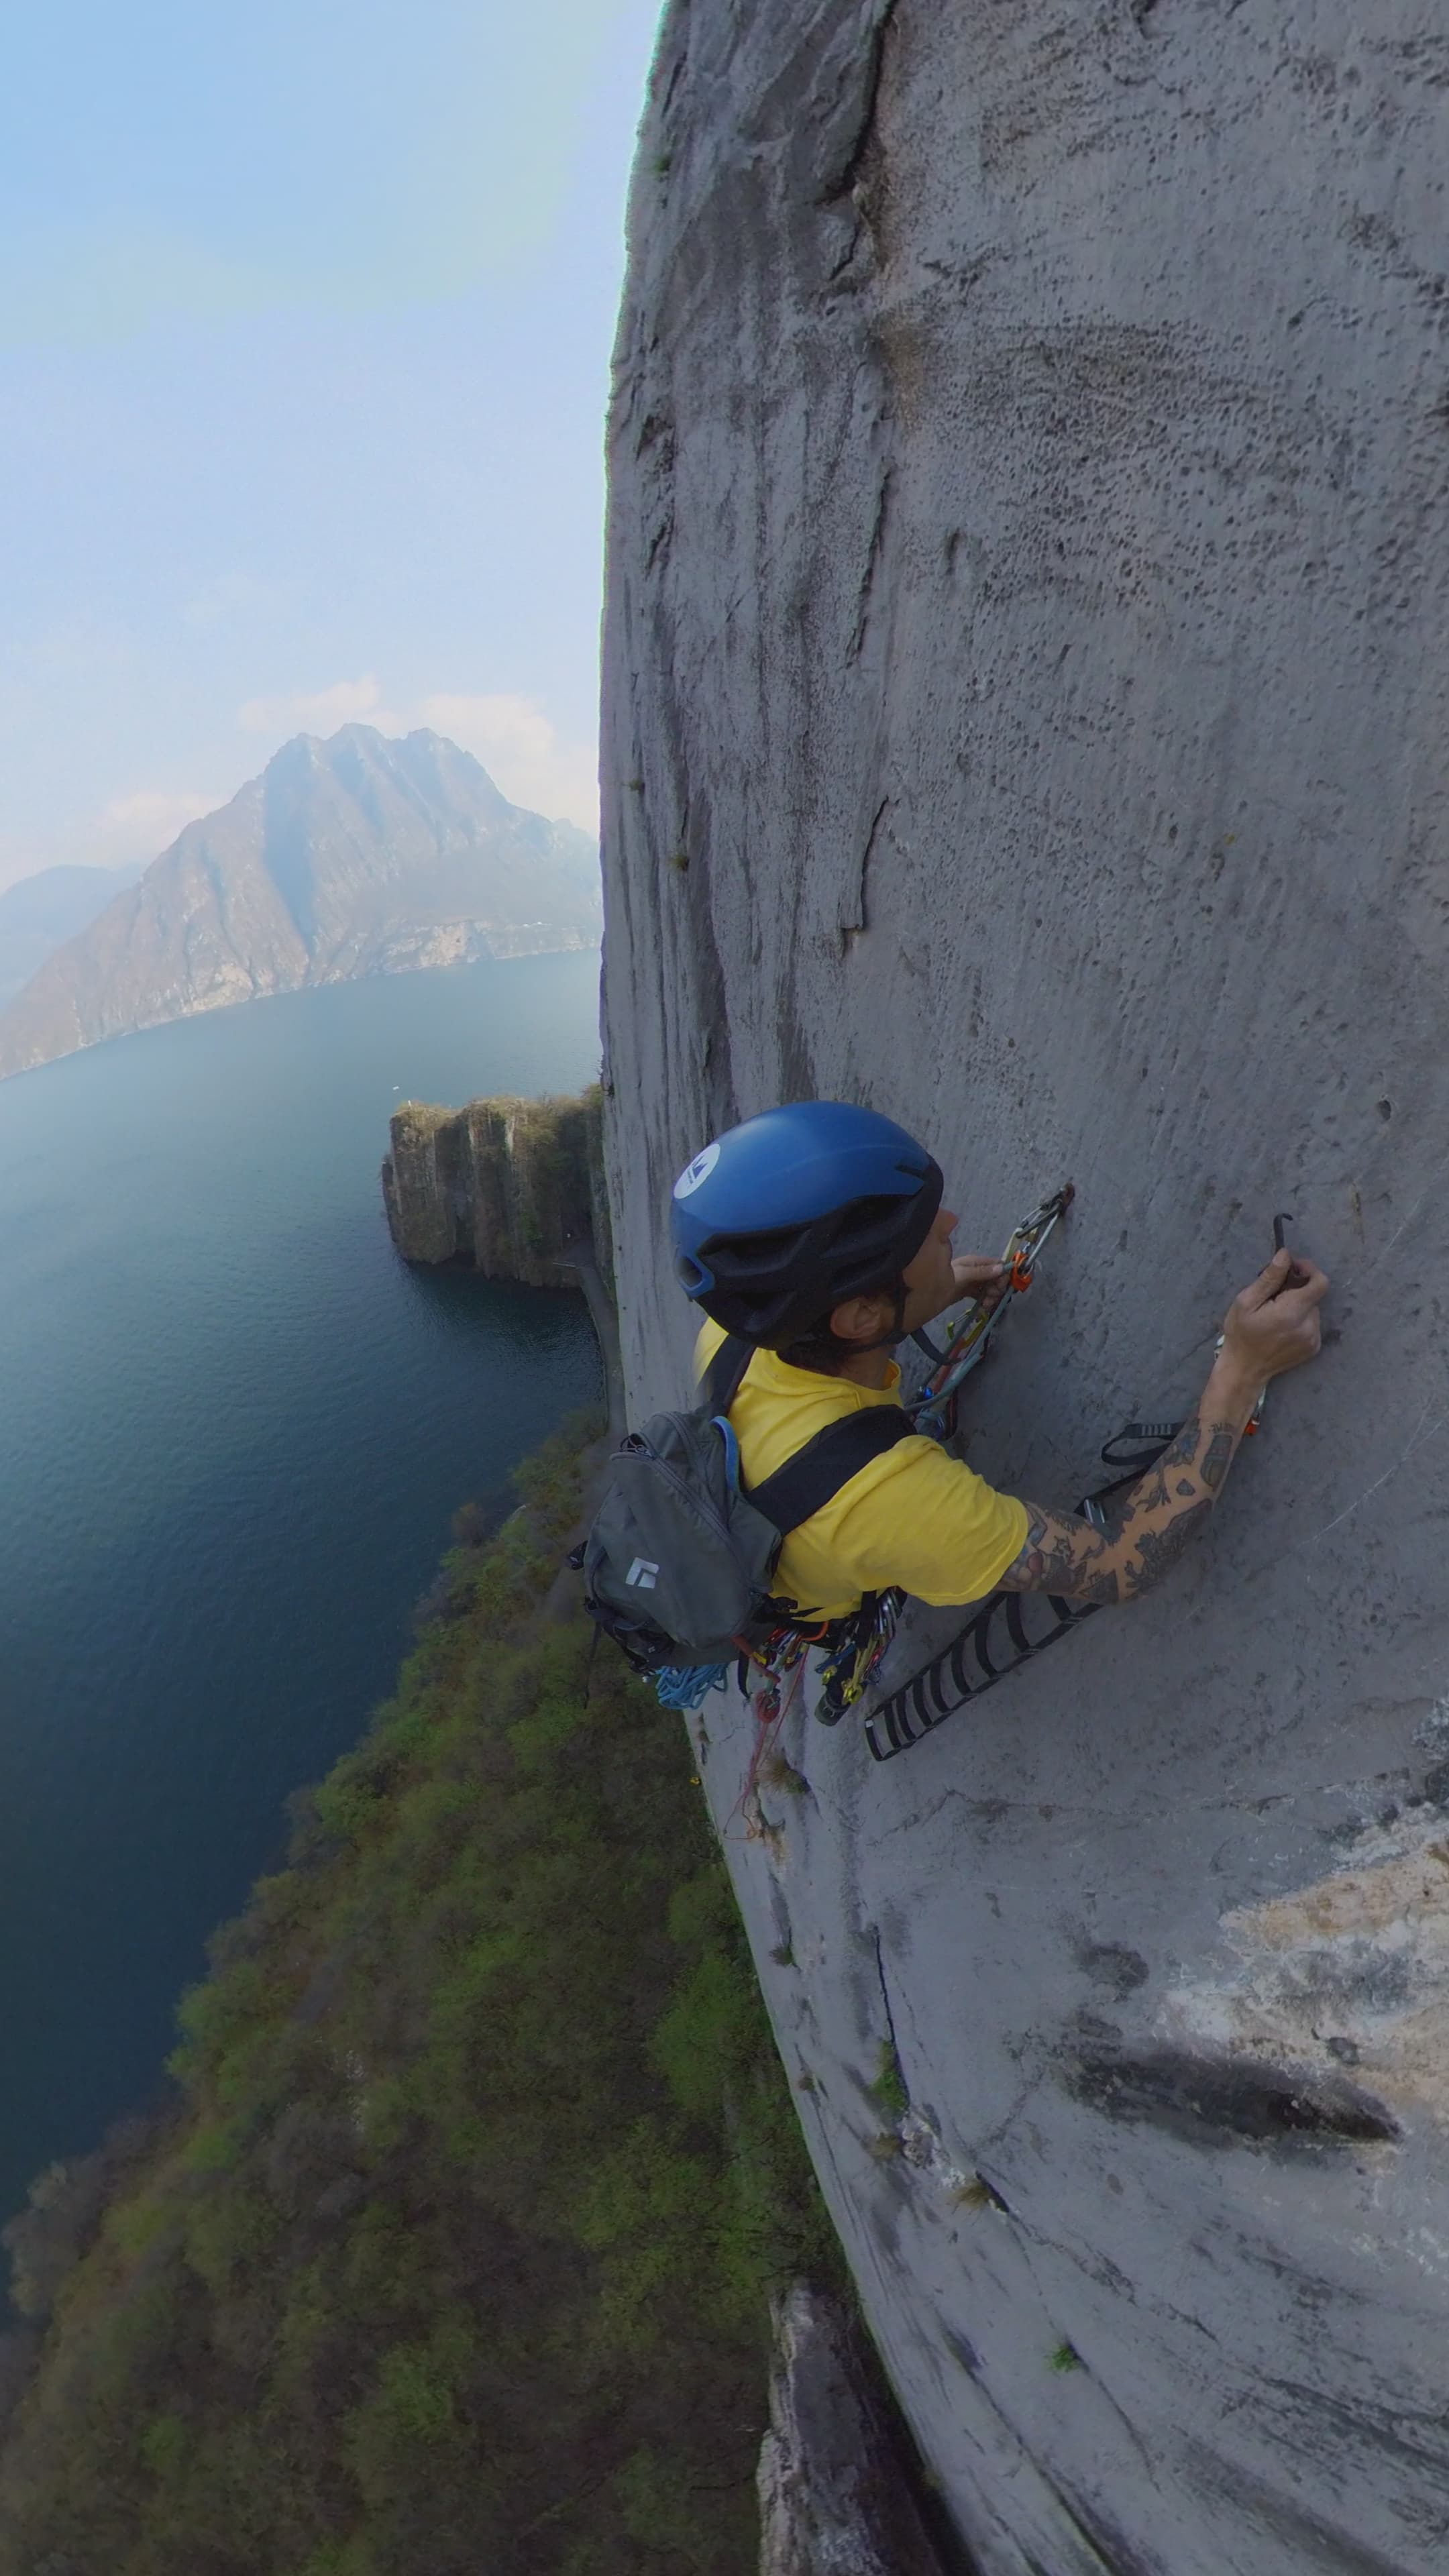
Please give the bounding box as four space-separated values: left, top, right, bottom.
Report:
758 2286 947 2576
382 1086 611 1291
601 4 1449 2570
0 725 600 1079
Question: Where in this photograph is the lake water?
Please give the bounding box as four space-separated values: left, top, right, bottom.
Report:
0 953 604 2245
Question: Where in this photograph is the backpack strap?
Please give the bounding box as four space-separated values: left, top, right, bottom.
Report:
700 1331 755 1415
699 1333 918 1536
747 1410 917 1537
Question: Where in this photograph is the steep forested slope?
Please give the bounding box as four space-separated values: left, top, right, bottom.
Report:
0 1428 828 2575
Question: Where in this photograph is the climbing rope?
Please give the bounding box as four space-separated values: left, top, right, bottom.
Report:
728 1648 809 1843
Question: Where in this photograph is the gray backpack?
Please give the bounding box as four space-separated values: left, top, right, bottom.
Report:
574 1334 916 1676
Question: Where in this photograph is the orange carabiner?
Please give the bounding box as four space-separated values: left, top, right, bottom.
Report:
1009 1248 1034 1293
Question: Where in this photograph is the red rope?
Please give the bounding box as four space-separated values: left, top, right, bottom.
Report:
724 1652 807 1843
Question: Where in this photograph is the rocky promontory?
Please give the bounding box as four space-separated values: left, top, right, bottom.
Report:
382 1085 611 1290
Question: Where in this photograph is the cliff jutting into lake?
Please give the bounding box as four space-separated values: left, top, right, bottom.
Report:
600 5 1449 2571
382 1086 612 1292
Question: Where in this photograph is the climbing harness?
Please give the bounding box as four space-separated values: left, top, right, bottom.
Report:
907 1183 1075 1441
812 1586 907 1724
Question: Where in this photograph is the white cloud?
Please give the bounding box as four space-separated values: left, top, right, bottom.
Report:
238 676 386 736
235 676 599 833
96 790 217 861
411 692 599 833
0 786 217 892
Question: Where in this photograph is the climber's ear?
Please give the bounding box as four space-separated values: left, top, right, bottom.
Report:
828 1291 894 1349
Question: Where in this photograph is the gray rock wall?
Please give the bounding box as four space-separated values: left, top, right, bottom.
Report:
601 6 1449 2571
757 2282 946 2575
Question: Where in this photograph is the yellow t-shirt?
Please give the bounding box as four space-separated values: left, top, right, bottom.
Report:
696 1321 1029 1620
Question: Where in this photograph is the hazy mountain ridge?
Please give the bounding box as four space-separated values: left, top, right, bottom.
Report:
0 864 145 1011
0 727 600 1080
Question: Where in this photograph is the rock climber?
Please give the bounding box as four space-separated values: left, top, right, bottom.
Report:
668 1101 1328 1623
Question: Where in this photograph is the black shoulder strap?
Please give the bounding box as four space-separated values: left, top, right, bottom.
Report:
699 1335 918 1536
701 1331 754 1415
748 1410 918 1538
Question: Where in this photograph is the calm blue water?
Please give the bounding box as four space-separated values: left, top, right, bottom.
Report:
0 952 603 2242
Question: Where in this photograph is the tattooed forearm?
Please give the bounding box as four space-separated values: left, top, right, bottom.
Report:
998 1405 1246 1607
1129 1499 1213 1593
1200 1424 1235 1493
1016 1509 1120 1603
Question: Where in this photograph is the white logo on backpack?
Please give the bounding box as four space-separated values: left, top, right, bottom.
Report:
625 1558 660 1589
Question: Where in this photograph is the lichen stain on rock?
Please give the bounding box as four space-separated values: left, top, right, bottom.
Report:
1069 2038 1399 2151
1161 1807 1449 2128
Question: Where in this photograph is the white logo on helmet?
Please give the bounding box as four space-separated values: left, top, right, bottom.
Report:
673 1142 721 1200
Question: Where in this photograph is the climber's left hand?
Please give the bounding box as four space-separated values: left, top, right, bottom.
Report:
949 1255 1010 1313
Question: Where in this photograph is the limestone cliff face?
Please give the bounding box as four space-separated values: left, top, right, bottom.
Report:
757 2286 944 2576
0 726 600 1079
602 7 1449 2571
382 1089 610 1291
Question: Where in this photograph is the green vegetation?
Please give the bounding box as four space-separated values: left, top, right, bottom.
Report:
870 2041 909 2121
0 1418 834 2575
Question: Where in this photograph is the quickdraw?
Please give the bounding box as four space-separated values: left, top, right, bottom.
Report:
907 1183 1074 1442
811 1585 906 1724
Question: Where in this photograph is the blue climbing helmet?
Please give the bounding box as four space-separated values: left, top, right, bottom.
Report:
669 1101 944 1348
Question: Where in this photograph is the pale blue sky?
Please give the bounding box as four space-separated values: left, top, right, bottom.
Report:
0 0 663 887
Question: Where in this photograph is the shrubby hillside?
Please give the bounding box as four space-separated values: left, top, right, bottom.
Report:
0 1423 830 2575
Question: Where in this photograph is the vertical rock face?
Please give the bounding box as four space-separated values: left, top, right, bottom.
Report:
602 7 1449 2572
382 1089 610 1289
757 2284 946 2576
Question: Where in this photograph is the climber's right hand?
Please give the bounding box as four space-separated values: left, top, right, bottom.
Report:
1220 1246 1329 1381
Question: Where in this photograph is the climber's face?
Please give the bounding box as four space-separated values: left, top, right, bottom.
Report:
828 1201 961 1350
899 1201 961 1330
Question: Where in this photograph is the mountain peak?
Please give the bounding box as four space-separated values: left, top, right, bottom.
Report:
0 730 599 1080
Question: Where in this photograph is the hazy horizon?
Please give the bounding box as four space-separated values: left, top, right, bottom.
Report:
3 718 600 905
